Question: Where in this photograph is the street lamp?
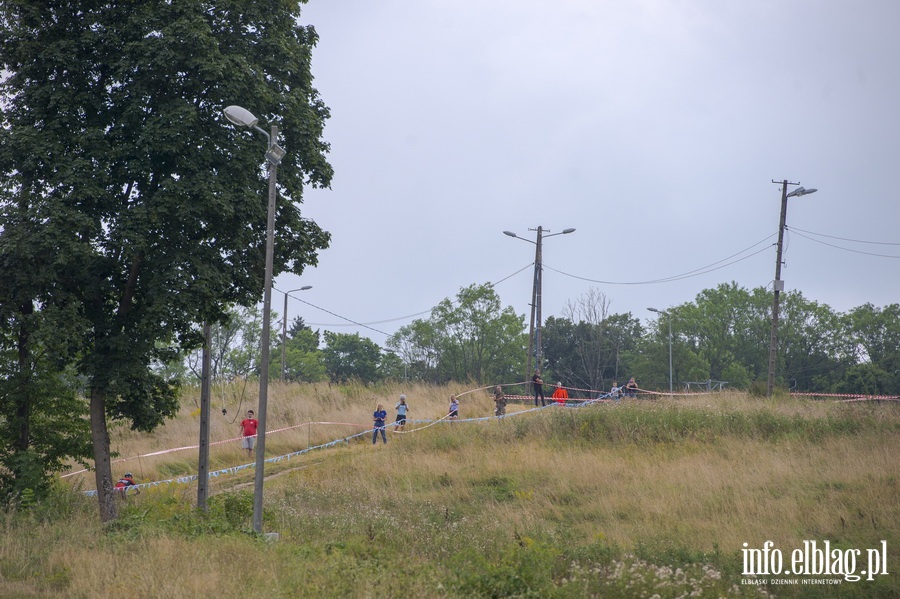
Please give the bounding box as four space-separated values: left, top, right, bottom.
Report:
503 226 575 380
767 180 818 397
647 307 673 394
280 286 313 380
223 105 286 533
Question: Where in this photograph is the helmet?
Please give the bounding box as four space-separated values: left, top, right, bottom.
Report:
399 394 406 400
124 473 133 478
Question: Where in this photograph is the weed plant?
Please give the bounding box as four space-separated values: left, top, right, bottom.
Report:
2 385 898 598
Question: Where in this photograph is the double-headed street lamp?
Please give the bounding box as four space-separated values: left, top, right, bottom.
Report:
223 105 286 533
503 226 575 380
766 180 817 397
281 286 312 380
647 307 673 394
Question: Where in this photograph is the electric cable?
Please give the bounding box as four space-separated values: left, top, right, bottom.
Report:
788 226 900 246
787 229 900 259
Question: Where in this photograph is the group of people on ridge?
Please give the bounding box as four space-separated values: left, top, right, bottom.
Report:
533 370 638 404
237 374 642 454
372 394 411 444
531 370 572 406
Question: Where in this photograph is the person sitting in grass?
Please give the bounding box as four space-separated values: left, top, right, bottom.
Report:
551 382 569 405
114 472 140 497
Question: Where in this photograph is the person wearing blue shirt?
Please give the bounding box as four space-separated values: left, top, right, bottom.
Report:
373 403 388 444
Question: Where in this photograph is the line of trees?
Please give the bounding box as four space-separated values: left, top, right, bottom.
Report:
2 1 897 522
193 282 898 400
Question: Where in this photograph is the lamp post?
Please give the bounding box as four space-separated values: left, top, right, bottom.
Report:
280 286 312 380
647 307 673 394
223 105 286 533
766 180 817 397
503 226 575 380
197 322 212 511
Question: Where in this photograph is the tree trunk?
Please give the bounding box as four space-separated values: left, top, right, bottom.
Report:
90 387 117 522
15 305 32 453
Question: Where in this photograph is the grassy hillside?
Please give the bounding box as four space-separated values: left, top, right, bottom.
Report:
2 383 898 598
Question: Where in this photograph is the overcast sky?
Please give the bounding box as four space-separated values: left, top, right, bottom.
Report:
274 0 899 344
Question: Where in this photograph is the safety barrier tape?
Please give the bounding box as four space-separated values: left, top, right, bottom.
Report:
78 385 897 496
82 391 623 496
61 420 372 479
790 392 900 400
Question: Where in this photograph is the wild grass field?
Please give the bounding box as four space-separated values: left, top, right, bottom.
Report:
2 382 898 598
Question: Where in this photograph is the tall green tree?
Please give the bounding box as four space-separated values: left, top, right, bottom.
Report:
675 283 770 385
0 299 92 503
281 317 325 383
184 305 266 382
388 283 526 384
0 0 331 520
541 289 643 393
777 292 853 391
322 331 382 383
840 303 900 394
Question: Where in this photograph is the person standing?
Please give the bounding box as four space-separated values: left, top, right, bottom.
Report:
625 377 638 398
448 395 459 420
608 381 621 402
373 403 388 444
551 382 569 405
239 409 258 457
532 370 546 406
493 385 507 417
395 394 409 431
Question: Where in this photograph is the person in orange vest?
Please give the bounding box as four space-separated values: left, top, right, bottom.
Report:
551 382 569 405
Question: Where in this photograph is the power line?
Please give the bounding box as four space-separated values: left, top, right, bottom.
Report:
544 234 776 285
788 229 900 259
302 232 779 330
294 297 392 337
303 262 535 330
788 226 900 246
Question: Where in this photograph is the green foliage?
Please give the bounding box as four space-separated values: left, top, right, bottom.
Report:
281 320 327 383
322 331 382 383
0 0 332 517
1 397 898 597
106 489 255 537
720 362 751 389
747 380 768 398
210 490 255 531
378 350 407 382
543 289 643 392
451 541 559 598
388 283 527 384
537 403 883 446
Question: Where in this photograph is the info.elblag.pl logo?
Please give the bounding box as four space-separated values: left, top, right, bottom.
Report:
742 540 889 584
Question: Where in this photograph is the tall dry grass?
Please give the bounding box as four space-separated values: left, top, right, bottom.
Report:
66 380 484 487
5 384 899 598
